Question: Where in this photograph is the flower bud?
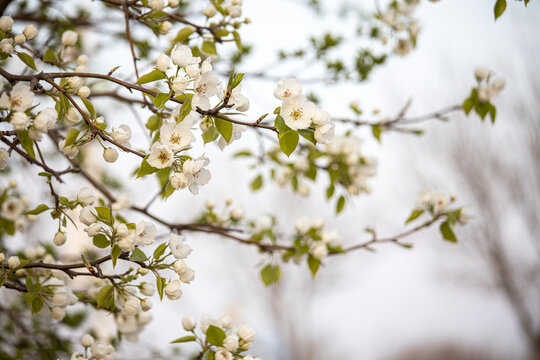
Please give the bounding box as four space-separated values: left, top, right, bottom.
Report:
155 53 170 72
14 34 26 45
103 147 118 163
123 297 141 316
77 187 95 206
0 16 14 32
0 38 13 54
51 307 65 320
23 24 38 40
7 255 20 269
203 5 217 17
237 324 255 342
65 107 80 124
474 67 489 81
182 315 196 331
77 54 88 65
159 21 173 35
0 252 5 262
78 86 91 98
79 207 97 226
140 282 155 296
141 298 153 311
61 30 78 46
81 334 95 347
164 280 182 300
312 243 328 259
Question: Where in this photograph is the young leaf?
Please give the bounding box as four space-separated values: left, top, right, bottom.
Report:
336 195 346 214
494 0 507 20
206 325 226 346
137 157 159 178
93 234 110 249
170 336 197 344
202 126 219 144
202 41 217 55
136 69 166 85
405 209 424 224
16 52 37 71
279 130 299 157
214 117 233 142
24 204 49 215
260 264 281 286
439 221 457 243
250 174 264 191
307 255 321 278
129 248 148 262
64 128 80 147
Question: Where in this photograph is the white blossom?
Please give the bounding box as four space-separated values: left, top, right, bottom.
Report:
14 34 26 45
147 142 174 169
123 297 141 316
78 86 91 98
81 334 95 348
312 243 328 259
1 197 23 221
173 259 195 283
51 307 65 320
34 108 57 132
215 348 233 360
0 82 34 111
237 324 255 342
64 107 80 124
0 38 13 54
156 53 170 72
171 44 195 67
7 255 20 269
280 95 315 130
54 232 67 246
77 187 95 205
111 124 132 146
164 280 182 300
0 148 8 170
10 112 30 130
203 4 217 17
474 67 489 81
274 78 302 100
294 216 311 234
149 0 165 11
23 24 38 40
169 233 193 259
84 223 101 237
182 156 211 194
61 30 78 46
314 123 335 144
159 120 193 152
182 315 196 331
0 16 14 32
172 75 188 94
135 220 157 245
141 283 155 296
79 206 97 226
103 147 119 163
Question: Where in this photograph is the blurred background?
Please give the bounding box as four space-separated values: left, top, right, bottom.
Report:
2 0 540 359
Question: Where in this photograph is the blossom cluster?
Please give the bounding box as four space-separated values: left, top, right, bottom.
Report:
293 216 341 261
376 0 421 56
275 78 335 144
175 314 261 360
474 67 506 102
71 334 115 360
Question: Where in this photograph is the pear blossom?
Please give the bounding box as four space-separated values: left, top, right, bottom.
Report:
111 124 132 146
164 280 182 300
14 34 26 45
135 220 157 245
274 78 302 100
311 109 331 126
0 148 8 170
492 78 506 92
181 156 211 194
237 324 256 342
54 232 67 246
149 0 165 11
215 349 233 360
112 193 131 211
10 112 29 130
192 72 219 111
312 243 328 259
474 67 489 80
7 255 20 269
218 124 246 150
51 307 65 320
124 297 141 316
203 4 217 17
170 172 189 189
23 24 38 40
141 283 155 296
141 298 153 311
182 315 196 331
173 260 195 283
172 75 188 94
77 86 91 98
0 38 13 54
294 216 311 234
147 142 174 169
0 82 34 111
155 53 170 72
254 215 272 233
159 20 172 34
230 206 244 220
77 187 95 205
0 16 13 32
224 0 242 18
79 206 97 226
314 123 335 144
159 120 193 152
223 336 239 352
280 95 315 130
169 233 193 259
118 235 135 252
103 147 118 163
171 44 195 67
1 197 23 220
84 223 101 237
61 30 78 46
34 108 57 132
64 107 80 124
81 334 94 348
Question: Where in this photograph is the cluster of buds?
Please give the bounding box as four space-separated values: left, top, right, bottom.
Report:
0 15 38 55
71 334 115 360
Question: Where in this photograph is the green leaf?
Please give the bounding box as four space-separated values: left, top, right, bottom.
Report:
80 98 95 118
326 184 335 199
233 150 252 157
136 69 166 85
156 276 166 301
232 31 242 52
170 336 197 344
439 221 457 243
43 49 57 63
153 92 170 108
214 117 233 142
260 264 281 286
202 126 219 144
279 130 299 157
177 98 192 123
31 296 44 314
336 195 346 214
298 128 317 145
146 115 160 133
16 130 35 158
307 255 321 278
111 245 121 268
96 285 114 310
206 325 226 346
174 26 194 43
202 41 217 55
371 125 382 142
250 174 264 191
137 157 159 178
64 128 80 147
16 52 37 71
494 0 507 20
153 242 168 260
24 204 49 215
93 234 110 248
95 207 112 222
462 97 475 115
488 104 497 123
129 248 148 262
405 209 424 224
231 73 244 89
274 115 290 133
